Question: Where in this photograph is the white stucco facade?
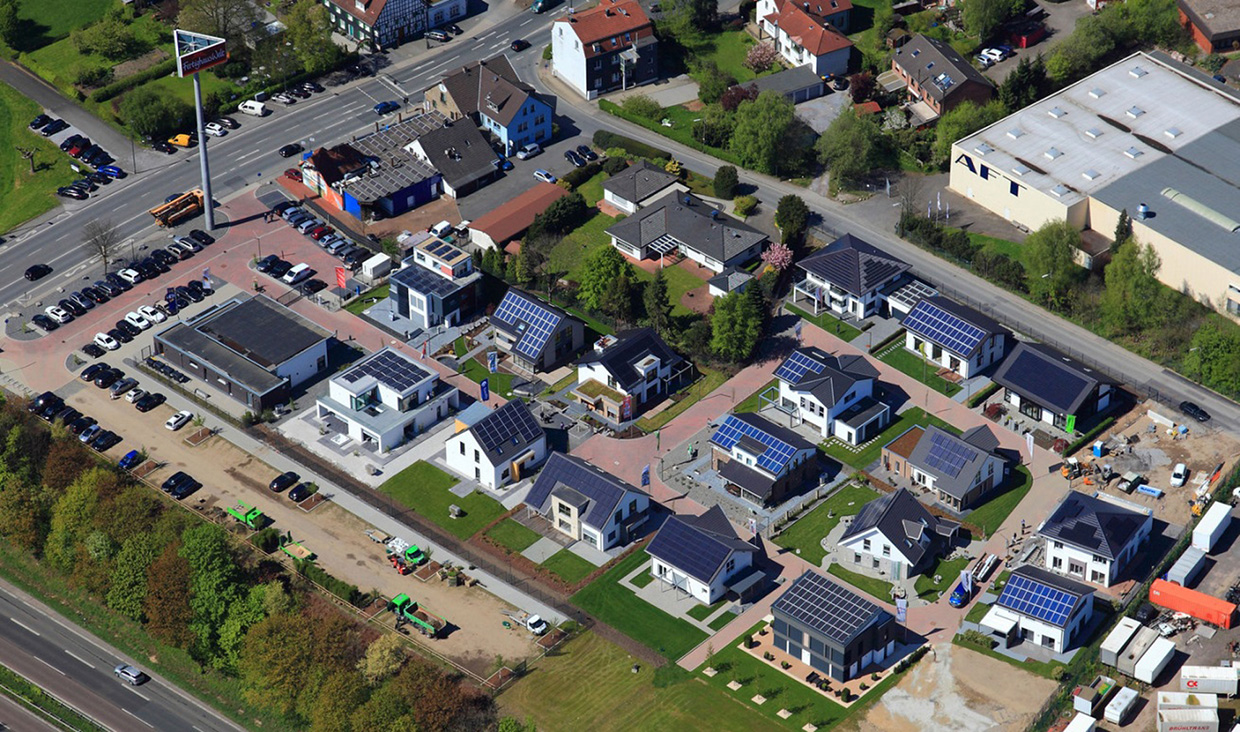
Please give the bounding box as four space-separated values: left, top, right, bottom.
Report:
445 428 547 489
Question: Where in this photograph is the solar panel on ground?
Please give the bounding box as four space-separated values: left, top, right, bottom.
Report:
494 292 561 359
341 350 430 390
710 415 797 474
905 300 987 356
774 350 827 384
997 573 1078 626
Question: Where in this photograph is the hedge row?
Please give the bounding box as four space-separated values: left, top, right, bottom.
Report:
296 558 365 607
598 99 743 165
966 381 1002 409
91 58 177 102
592 129 668 162
561 160 603 189
1063 416 1115 457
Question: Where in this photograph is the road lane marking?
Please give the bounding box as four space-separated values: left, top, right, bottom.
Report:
34 656 65 675
126 687 151 703
123 709 155 728
64 650 95 669
9 618 40 636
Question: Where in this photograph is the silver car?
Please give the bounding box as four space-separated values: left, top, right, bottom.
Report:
114 664 149 686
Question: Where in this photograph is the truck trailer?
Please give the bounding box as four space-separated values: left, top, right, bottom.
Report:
389 593 446 638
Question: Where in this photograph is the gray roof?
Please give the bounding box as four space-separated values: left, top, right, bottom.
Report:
601 160 680 204
391 259 470 298
893 34 994 104
157 322 285 395
992 342 1113 416
415 121 496 190
906 425 1001 501
1038 491 1149 559
432 55 548 127
741 66 825 98
841 488 957 565
707 267 753 293
798 234 909 297
606 192 767 265
772 570 894 646
525 452 647 530
576 328 684 392
1178 0 1240 42
466 399 545 466
193 295 330 367
344 113 443 204
719 459 777 499
646 505 756 584
776 346 880 408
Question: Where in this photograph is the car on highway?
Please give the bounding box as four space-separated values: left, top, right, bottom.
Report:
31 314 58 331
533 169 556 184
373 101 401 115
138 305 167 323
113 665 149 686
511 38 530 52
165 410 193 431
269 471 300 492
516 142 542 159
94 332 120 351
204 121 227 136
135 392 166 412
24 264 52 281
119 450 143 470
1179 400 1211 423
29 114 51 130
564 149 585 167
57 186 88 200
278 143 304 158
44 305 72 324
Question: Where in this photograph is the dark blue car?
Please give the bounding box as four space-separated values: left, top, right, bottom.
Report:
118 450 142 470
373 101 400 115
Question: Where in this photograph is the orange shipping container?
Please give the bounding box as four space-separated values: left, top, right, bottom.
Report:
1149 579 1236 629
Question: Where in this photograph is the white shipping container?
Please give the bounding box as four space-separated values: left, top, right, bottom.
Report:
1158 707 1219 732
1101 617 1143 668
1106 687 1138 724
1064 712 1097 732
1136 637 1177 684
1194 503 1232 552
1181 666 1240 696
1168 547 1207 587
1158 691 1220 710
1120 626 1160 676
361 253 392 279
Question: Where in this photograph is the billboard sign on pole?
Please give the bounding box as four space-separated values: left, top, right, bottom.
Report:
174 30 228 77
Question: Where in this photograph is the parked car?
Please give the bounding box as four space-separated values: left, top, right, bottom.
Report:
269 259 293 278
94 332 120 351
105 273 131 291
204 121 227 136
426 29 450 42
215 116 240 130
564 149 586 167
301 81 325 93
1179 400 1211 422
161 471 193 494
1170 463 1188 487
81 342 105 358
29 114 51 130
188 229 215 246
91 430 122 452
138 305 167 323
79 424 103 444
67 416 96 436
256 254 280 273
119 450 143 470
153 141 176 154
288 483 312 502
576 144 599 161
135 393 166 412
533 169 556 184
58 298 86 317
975 54 993 69
269 471 300 492
494 154 513 171
167 242 194 260
107 327 131 345
516 142 542 159
57 186 88 200
124 388 147 404
284 168 302 181
44 305 73 324
110 377 138 399
125 311 152 330
272 92 296 105
165 410 193 431
80 363 108 382
31 314 58 332
94 367 122 389
41 119 69 136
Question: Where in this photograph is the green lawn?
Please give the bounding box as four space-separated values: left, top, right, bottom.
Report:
453 336 468 358
378 461 505 540
344 284 389 315
631 570 655 588
819 407 959 470
25 12 171 96
965 230 1028 268
877 342 963 396
636 366 728 432
542 549 598 584
13 0 112 52
571 549 707 660
686 598 725 621
965 465 1034 538
786 303 863 342
651 263 707 318
708 611 736 631
548 210 619 281
486 518 541 553
498 631 777 731
914 556 972 600
827 564 894 603
459 354 517 397
964 600 992 624
685 30 771 84
542 371 578 397
734 379 777 414
577 170 608 206
952 636 1063 680
773 484 879 566
0 81 79 234
600 101 742 165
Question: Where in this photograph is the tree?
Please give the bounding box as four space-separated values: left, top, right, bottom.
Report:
499 717 538 732
1046 14 1115 83
215 583 273 673
578 246 635 313
41 439 88 493
349 683 416 730
1100 238 1163 335
848 72 875 104
621 94 663 120
0 479 50 554
284 0 340 74
0 0 18 47
661 0 717 39
696 64 735 104
962 0 1024 40
1184 318 1240 396
643 270 673 336
1023 219 1080 310
1113 209 1132 250
730 91 797 175
814 109 887 193
933 100 1008 163
761 241 793 271
529 192 587 239
711 290 763 362
179 523 241 663
119 88 193 140
70 12 136 60
998 55 1047 111
679 318 713 361
358 634 408 685
82 220 121 275
691 104 735 147
600 272 635 323
240 613 317 716
734 195 757 217
106 534 159 621
310 671 370 732
43 468 105 573
744 42 778 73
144 541 195 647
719 83 758 112
774 194 810 245
713 165 738 198
177 0 260 48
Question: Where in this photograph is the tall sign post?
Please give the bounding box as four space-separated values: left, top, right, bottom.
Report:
174 30 228 231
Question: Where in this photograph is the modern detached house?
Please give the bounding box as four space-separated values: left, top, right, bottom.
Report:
552 0 658 100
772 570 902 682
838 488 959 581
980 565 1095 654
606 192 768 273
774 346 889 445
756 0 854 77
646 505 763 605
573 328 691 422
444 399 547 489
388 232 482 331
992 342 1117 433
710 413 818 506
524 452 650 551
1038 491 1152 587
902 296 1010 379
881 424 1005 512
793 234 911 320
490 288 585 373
600 160 686 214
423 55 554 157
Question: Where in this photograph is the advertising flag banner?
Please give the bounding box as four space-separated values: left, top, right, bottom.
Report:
488 351 497 373
336 266 347 289
641 465 650 487
480 378 490 402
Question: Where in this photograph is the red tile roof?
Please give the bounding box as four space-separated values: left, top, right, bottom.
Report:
470 183 569 245
766 0 854 56
558 0 654 57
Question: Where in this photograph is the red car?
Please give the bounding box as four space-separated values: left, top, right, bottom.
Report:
310 226 333 240
284 168 302 181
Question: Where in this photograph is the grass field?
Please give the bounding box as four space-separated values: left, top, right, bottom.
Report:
486 518 541 553
0 81 79 234
577 170 607 206
631 570 655 588
686 598 725 621
636 366 728 432
965 599 992 624
25 12 170 95
965 465 1034 537
378 461 504 540
734 379 776 414
786 303 863 342
773 484 879 566
819 407 959 470
877 342 963 396
827 563 894 602
657 263 707 317
459 355 517 397
571 549 707 660
685 31 772 84
13 0 112 52
542 549 597 584
344 284 389 315
914 555 971 600
498 631 776 731
548 211 618 281
708 611 736 631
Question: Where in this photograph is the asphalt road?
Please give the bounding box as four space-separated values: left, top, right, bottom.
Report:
0 579 240 732
0 692 57 732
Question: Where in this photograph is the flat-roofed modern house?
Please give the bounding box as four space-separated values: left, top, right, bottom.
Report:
490 288 585 373
315 347 458 451
838 488 959 580
606 192 768 273
793 234 911 320
1177 0 1240 54
646 505 763 605
991 342 1116 432
524 452 650 550
388 234 482 331
153 295 331 411
444 399 547 489
902 296 1011 378
880 424 1005 511
709 413 818 506
573 328 690 422
773 346 889 445
771 570 902 682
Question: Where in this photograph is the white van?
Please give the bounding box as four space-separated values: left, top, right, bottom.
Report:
239 100 268 117
430 220 453 238
282 263 312 284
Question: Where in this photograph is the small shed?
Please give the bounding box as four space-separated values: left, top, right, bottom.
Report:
361 253 392 280
707 267 753 297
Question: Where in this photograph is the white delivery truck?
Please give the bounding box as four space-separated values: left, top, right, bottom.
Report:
239 100 268 117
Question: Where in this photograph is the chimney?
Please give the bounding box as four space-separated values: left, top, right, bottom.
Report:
1137 202 1149 219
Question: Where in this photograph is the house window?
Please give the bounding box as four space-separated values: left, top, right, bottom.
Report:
558 519 572 531
557 503 572 517
474 449 480 463
459 442 465 454
1091 569 1106 583
1041 635 1055 649
862 539 871 551
501 468 510 480
1053 541 1063 549
882 544 891 557
614 510 622 523
1052 556 1063 569
607 530 616 542
629 499 637 513
854 552 861 563
873 558 880 568
1092 554 1106 563
725 558 735 573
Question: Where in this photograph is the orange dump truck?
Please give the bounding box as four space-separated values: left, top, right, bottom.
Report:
149 189 204 227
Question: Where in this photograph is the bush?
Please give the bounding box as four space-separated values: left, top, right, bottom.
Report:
734 195 757 217
214 60 250 80
621 94 663 121
714 165 738 198
592 129 668 162
973 249 1027 291
75 66 114 87
561 161 603 189
91 58 177 103
296 559 364 606
250 528 280 553
602 156 629 175
542 44 553 60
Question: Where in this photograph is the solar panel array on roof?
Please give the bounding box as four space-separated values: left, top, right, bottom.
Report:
473 400 542 455
647 517 731 583
774 350 827 384
904 299 988 355
341 349 432 391
429 241 463 260
494 293 561 359
710 415 798 474
773 571 884 644
922 430 975 478
997 572 1080 627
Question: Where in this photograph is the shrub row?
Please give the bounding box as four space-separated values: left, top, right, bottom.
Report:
295 558 365 607
592 128 668 162
897 212 1028 293
91 58 176 102
966 381 1002 409
560 160 603 189
1063 416 1115 457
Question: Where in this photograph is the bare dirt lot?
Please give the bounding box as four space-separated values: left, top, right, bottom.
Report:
836 643 1057 732
64 382 540 677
